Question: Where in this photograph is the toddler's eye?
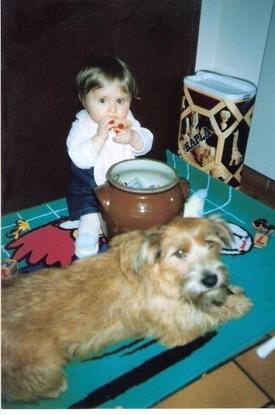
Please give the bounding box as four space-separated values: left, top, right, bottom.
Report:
99 98 106 103
117 98 124 104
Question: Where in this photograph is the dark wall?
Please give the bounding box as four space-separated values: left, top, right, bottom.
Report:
2 0 201 214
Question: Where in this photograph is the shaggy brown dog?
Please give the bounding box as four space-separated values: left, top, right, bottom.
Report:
2 216 252 402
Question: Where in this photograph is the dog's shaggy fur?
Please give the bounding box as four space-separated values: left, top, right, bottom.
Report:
2 216 252 402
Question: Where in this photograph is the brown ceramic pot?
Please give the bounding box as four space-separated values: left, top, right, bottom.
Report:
94 159 189 239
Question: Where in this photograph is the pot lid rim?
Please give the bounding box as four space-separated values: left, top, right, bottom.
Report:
106 158 180 194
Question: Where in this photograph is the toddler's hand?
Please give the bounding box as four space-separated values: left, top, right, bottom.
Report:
112 119 132 134
111 119 134 145
113 128 136 145
96 115 117 140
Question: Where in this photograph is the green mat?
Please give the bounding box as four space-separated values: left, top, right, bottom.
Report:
1 150 275 409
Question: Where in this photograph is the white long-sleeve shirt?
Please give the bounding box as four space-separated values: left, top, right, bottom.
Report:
66 109 153 185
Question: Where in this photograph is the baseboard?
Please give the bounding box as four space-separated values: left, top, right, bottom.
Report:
240 165 275 209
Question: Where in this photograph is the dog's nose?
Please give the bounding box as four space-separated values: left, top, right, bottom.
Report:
201 273 218 288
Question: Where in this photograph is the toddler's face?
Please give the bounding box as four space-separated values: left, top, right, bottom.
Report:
82 80 131 123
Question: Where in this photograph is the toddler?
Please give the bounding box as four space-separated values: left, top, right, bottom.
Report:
66 56 154 258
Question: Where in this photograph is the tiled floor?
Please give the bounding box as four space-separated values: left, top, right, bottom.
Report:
154 334 275 408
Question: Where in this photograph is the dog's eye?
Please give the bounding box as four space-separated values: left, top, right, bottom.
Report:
205 240 219 250
174 249 185 258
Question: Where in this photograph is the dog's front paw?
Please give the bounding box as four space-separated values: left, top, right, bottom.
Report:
226 290 253 318
228 285 244 295
46 377 68 399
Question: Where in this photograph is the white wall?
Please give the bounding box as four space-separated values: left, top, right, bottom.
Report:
244 3 275 178
195 0 275 179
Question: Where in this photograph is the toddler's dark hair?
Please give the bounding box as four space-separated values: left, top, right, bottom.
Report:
76 56 139 101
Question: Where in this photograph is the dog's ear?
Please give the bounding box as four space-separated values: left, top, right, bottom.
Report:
110 228 162 276
132 229 162 274
208 215 233 248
